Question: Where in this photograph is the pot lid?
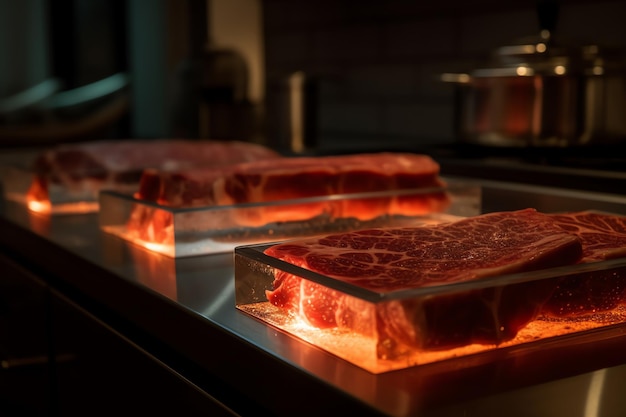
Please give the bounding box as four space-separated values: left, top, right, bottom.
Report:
442 1 626 81
470 0 625 77
481 35 626 77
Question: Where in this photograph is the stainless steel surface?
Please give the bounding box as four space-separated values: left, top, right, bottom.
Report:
2 179 626 416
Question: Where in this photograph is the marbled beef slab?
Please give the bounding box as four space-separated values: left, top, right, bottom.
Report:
264 209 584 355
28 139 280 204
542 211 626 317
130 152 451 234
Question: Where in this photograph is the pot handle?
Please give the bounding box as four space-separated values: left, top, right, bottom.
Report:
536 0 559 40
440 73 472 83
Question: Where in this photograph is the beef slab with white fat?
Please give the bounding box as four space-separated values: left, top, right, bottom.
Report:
264 209 586 355
128 153 451 243
28 139 280 203
542 211 626 316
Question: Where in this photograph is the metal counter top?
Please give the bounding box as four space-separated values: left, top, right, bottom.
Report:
2 179 626 416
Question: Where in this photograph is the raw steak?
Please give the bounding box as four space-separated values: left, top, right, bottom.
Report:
130 152 450 233
264 209 584 354
27 139 280 204
541 211 626 317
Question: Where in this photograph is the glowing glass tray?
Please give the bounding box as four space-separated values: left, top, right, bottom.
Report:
234 243 626 374
0 165 137 215
99 181 481 257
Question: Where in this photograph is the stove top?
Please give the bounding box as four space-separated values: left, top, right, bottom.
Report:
428 143 626 195
431 143 626 172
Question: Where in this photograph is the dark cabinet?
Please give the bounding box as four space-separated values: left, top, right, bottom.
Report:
0 254 238 416
0 254 52 416
50 288 238 417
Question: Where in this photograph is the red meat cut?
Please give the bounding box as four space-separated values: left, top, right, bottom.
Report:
128 153 451 241
264 209 584 355
549 211 626 262
27 139 280 204
541 211 626 317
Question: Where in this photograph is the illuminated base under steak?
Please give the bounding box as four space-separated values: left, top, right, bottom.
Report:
237 302 626 374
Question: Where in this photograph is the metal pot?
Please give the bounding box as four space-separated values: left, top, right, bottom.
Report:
443 37 626 147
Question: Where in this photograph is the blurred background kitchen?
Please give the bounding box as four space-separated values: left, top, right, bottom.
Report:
2 0 626 156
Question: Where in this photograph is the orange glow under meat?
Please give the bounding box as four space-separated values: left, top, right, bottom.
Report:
26 197 98 214
237 302 626 374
